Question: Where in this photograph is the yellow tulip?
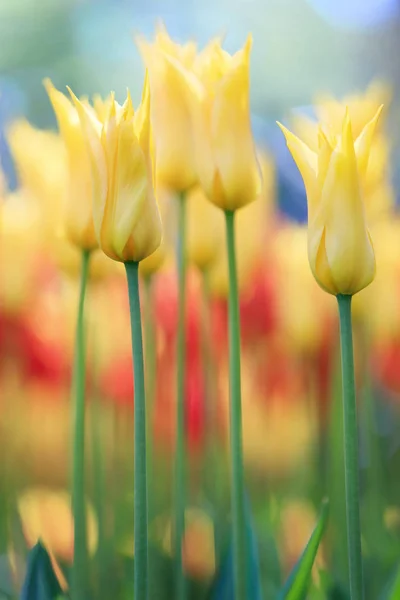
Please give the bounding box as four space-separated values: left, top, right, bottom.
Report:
278 107 382 296
68 77 162 263
44 79 97 251
314 81 390 139
136 27 198 191
187 36 261 210
7 119 67 244
152 21 197 68
291 82 392 221
18 487 98 562
187 185 224 271
1 190 41 313
92 93 113 123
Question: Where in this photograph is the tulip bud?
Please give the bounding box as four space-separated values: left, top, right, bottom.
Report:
189 36 262 211
278 107 382 296
44 79 98 251
136 28 198 192
68 76 162 263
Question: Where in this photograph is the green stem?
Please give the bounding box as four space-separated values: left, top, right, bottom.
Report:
71 249 91 600
125 261 148 600
144 275 156 497
91 396 107 599
144 275 156 599
337 294 363 600
225 210 247 600
200 270 213 451
175 191 187 600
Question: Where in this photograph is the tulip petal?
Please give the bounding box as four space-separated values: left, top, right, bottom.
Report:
317 135 375 295
68 87 108 244
44 79 79 148
277 122 317 212
311 228 338 295
354 105 383 177
138 42 200 190
44 80 97 249
210 40 261 210
153 21 197 66
133 72 151 155
110 119 161 262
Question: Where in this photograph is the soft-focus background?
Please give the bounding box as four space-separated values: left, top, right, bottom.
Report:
3 1 400 598
2 0 400 205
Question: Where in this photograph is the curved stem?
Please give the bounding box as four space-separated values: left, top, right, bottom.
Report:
71 249 91 600
337 294 363 600
125 261 148 600
225 210 247 600
175 191 187 600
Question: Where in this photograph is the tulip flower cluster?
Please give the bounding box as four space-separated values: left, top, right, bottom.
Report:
2 22 400 600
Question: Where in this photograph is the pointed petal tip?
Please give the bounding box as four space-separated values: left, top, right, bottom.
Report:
276 121 292 142
374 103 384 123
340 107 354 150
42 77 54 92
66 86 85 117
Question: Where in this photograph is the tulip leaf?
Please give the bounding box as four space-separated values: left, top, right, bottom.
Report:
209 497 262 600
20 541 63 600
379 559 400 600
277 498 329 600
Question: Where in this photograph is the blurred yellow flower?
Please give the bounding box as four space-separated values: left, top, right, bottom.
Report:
278 108 381 296
1 191 41 313
7 119 67 245
187 185 224 272
291 82 392 221
355 219 400 343
314 81 390 139
147 508 215 580
188 36 261 210
18 487 98 563
272 225 335 354
152 21 197 68
279 500 325 576
44 79 97 251
136 27 198 191
69 78 162 263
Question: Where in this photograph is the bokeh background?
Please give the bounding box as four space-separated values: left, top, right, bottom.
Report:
3 1 400 598
2 0 400 213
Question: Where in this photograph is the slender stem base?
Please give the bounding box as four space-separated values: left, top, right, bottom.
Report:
337 294 363 600
175 191 187 600
225 210 247 600
125 261 148 600
71 249 91 600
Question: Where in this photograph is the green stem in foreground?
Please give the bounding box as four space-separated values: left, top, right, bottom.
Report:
71 249 91 600
225 210 247 600
144 275 157 599
125 261 148 600
337 294 364 600
175 191 187 600
144 275 156 499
